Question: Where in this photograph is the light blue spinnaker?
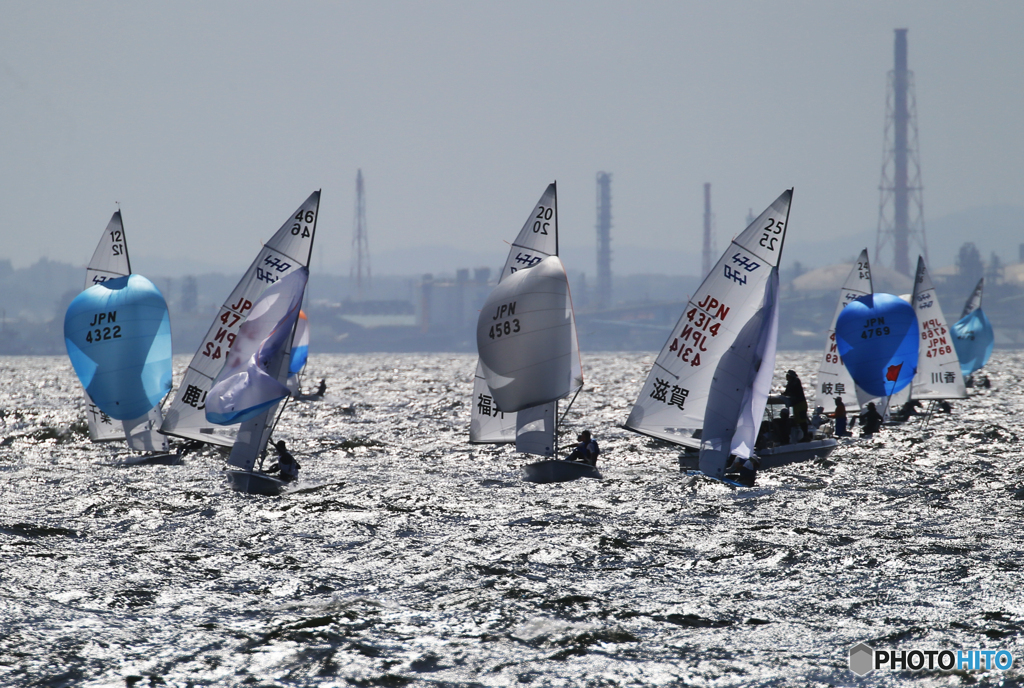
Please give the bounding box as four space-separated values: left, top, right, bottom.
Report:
64 274 173 421
952 279 994 378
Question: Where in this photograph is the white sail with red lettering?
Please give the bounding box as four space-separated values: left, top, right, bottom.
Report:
625 189 792 447
160 191 320 446
909 256 966 400
813 249 876 413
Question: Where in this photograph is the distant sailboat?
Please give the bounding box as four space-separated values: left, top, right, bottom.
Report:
907 256 966 401
813 249 876 414
471 183 589 482
67 210 174 463
952 278 994 379
626 190 836 481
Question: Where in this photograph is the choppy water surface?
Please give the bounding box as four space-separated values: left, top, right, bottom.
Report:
1 352 1023 687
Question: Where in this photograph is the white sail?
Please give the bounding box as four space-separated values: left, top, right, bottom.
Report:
961 278 984 318
469 360 518 443
476 255 579 414
85 211 132 287
909 256 966 400
699 269 780 479
82 210 168 450
625 189 792 447
514 402 556 457
470 183 559 443
160 191 320 445
814 249 876 413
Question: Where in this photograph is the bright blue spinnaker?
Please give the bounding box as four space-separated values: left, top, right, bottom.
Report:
64 274 172 421
835 293 919 398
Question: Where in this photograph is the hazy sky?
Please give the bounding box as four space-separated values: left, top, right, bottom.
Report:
3 1 1023 277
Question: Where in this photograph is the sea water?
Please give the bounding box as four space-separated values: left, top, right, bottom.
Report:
1 352 1022 687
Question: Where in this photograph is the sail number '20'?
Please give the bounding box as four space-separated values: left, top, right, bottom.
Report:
758 218 783 251
533 207 553 235
291 210 314 237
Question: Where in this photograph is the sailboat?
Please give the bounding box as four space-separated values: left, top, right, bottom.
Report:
471 183 589 483
625 190 836 481
160 191 320 494
905 255 966 405
952 278 994 381
813 249 876 414
70 210 176 465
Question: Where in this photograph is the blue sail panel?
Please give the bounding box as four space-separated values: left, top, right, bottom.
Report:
952 308 994 377
63 275 173 421
835 293 919 398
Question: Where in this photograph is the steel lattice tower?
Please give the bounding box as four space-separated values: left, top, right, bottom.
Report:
351 169 371 298
596 172 612 310
875 28 928 276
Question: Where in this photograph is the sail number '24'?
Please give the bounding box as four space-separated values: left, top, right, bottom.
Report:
759 218 783 251
291 210 314 237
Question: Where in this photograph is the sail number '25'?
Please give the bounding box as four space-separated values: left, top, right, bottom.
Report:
533 207 553 235
758 218 783 251
291 210 314 237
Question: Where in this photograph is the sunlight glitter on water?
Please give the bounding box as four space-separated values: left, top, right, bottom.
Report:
0 352 1023 686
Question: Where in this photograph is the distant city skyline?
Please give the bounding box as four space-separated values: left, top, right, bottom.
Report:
3 2 1023 279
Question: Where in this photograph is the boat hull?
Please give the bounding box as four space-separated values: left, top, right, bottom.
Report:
120 453 181 467
225 470 287 495
522 460 600 484
677 438 838 472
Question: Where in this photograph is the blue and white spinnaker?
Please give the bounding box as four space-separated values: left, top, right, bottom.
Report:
205 269 308 425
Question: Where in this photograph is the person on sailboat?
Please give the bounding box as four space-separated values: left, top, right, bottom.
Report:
727 454 759 487
809 406 829 436
770 408 794 446
859 402 883 438
268 440 300 482
832 397 849 437
315 378 327 397
782 370 809 440
566 430 600 466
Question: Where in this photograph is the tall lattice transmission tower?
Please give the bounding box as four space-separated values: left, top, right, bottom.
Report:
701 183 717 278
595 172 613 310
875 28 928 276
351 169 371 298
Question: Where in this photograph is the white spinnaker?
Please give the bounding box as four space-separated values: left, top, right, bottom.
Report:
699 269 780 479
470 183 559 443
910 256 966 400
814 249 876 413
961 278 984 318
160 191 320 446
477 255 579 414
625 189 792 447
82 210 168 450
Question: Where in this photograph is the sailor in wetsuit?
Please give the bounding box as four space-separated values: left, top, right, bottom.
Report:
566 430 600 466
268 440 300 482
